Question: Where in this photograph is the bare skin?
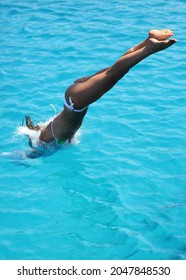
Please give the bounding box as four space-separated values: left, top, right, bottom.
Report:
26 29 177 145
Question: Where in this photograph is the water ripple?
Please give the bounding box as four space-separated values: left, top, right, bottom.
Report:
0 0 186 260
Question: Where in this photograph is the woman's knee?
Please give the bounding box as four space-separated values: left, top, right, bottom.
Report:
106 68 129 82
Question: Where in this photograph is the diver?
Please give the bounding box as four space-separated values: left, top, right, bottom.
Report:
25 29 177 146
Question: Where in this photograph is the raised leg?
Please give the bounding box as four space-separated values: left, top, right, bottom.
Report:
65 35 176 109
73 29 174 84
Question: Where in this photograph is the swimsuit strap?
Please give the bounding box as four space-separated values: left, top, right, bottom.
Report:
64 97 88 112
51 120 58 141
50 120 69 145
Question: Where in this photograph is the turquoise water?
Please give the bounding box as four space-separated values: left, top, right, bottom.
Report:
0 0 186 260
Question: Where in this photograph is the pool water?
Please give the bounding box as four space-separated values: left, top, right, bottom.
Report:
0 0 186 260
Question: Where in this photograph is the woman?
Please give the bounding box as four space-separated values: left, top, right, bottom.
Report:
26 29 176 146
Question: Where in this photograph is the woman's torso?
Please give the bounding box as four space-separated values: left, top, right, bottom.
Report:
39 106 88 143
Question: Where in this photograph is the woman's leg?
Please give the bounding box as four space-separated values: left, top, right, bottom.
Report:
73 30 174 84
66 36 176 109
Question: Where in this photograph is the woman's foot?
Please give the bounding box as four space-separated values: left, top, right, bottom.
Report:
25 115 40 131
147 38 177 53
149 29 174 40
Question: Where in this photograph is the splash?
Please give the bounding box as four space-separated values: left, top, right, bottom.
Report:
15 119 51 148
14 104 57 148
6 117 82 160
15 119 81 147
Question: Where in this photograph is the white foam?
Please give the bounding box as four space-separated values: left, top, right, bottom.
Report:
14 118 51 147
13 102 82 149
0 150 28 160
16 125 41 147
14 118 81 148
71 130 81 145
